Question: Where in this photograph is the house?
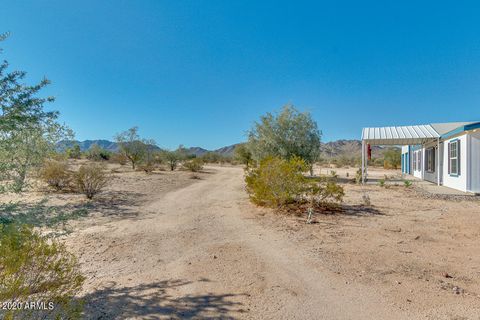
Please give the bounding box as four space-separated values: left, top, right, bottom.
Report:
361 121 480 194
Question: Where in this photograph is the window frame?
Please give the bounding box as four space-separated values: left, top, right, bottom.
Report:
448 139 460 177
425 147 435 173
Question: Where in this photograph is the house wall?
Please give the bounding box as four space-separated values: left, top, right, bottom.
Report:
468 131 480 193
442 134 468 192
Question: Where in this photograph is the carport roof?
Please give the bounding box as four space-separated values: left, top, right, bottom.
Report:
361 124 440 145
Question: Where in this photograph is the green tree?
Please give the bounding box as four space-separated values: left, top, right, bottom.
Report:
234 144 253 168
0 34 72 192
114 127 153 169
66 144 82 159
162 150 183 171
247 105 321 172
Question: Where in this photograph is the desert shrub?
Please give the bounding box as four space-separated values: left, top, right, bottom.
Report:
183 158 204 172
39 160 72 191
138 162 156 174
404 180 412 188
245 156 344 209
0 223 84 319
73 163 108 199
378 179 385 187
110 152 128 165
86 144 111 161
245 156 310 207
66 144 82 159
355 168 362 184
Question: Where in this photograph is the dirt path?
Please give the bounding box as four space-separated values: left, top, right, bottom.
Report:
69 166 417 319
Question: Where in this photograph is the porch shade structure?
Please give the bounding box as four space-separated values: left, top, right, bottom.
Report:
361 124 441 185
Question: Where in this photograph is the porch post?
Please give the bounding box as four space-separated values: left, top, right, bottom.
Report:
437 138 440 186
361 140 365 184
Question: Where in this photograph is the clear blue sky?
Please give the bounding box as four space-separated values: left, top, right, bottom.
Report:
1 0 479 149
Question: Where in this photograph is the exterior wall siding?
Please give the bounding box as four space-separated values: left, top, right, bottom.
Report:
442 134 468 192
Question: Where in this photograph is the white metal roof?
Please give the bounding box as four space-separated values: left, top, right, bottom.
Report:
362 124 440 145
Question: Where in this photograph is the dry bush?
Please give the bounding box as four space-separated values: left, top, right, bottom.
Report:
110 152 128 165
73 163 109 199
39 160 72 191
138 163 156 174
182 158 204 172
0 223 85 319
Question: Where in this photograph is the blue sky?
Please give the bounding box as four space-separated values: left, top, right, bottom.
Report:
1 0 479 149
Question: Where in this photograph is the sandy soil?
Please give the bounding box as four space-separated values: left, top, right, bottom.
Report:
56 165 479 319
3 163 479 319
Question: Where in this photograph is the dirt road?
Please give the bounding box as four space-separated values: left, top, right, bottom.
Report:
69 167 430 319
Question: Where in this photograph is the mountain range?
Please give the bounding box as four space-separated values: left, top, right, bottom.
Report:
56 139 393 158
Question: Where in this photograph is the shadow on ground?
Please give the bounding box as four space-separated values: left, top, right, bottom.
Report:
0 190 146 230
81 279 247 319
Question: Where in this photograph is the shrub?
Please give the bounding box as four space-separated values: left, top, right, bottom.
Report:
86 144 110 161
66 144 82 159
183 158 204 172
39 160 72 191
355 168 362 184
404 180 412 188
245 156 310 207
245 156 344 209
110 152 128 165
74 163 108 199
138 162 156 174
0 223 85 319
378 179 385 187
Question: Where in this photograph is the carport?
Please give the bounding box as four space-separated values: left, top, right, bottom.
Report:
361 124 441 185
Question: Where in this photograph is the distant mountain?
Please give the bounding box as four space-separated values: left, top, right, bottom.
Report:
321 139 395 158
56 140 120 152
56 140 238 156
185 144 239 157
56 139 393 158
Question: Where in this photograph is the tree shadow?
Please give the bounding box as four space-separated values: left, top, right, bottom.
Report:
0 190 147 230
340 204 383 216
81 279 247 319
307 203 383 217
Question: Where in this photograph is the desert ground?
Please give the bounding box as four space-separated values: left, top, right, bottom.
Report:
2 163 480 319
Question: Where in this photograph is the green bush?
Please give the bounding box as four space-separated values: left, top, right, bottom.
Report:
86 144 110 161
245 156 344 209
39 160 72 191
183 158 204 172
66 145 82 159
404 180 412 188
355 168 362 184
245 156 308 207
74 163 108 199
378 179 385 187
0 223 84 319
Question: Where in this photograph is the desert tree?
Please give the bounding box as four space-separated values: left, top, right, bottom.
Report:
114 127 155 169
234 143 253 168
0 33 72 192
247 104 321 174
162 149 183 171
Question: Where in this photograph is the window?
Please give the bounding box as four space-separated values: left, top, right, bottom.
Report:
425 148 435 173
413 152 417 171
448 140 460 176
